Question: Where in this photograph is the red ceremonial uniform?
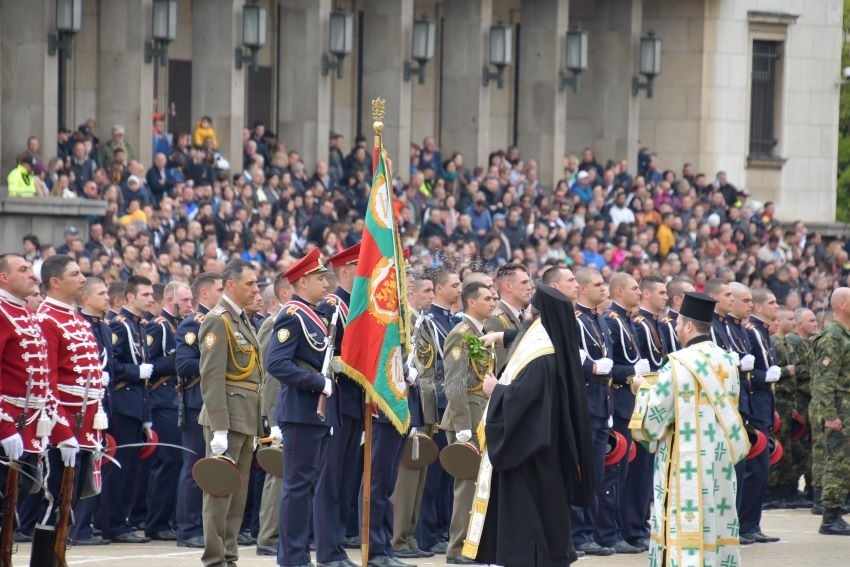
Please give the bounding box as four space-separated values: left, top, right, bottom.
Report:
37 296 108 448
0 289 52 453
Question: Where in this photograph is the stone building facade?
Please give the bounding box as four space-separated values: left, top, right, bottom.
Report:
0 0 842 221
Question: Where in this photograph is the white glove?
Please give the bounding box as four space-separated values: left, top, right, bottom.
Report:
765 366 781 383
728 351 740 367
406 366 419 385
58 437 79 468
579 349 588 365
593 357 613 375
740 354 755 372
142 422 153 441
634 359 651 375
456 429 472 443
210 430 228 455
1 433 24 462
139 363 154 380
322 378 333 397
101 371 110 387
269 425 282 443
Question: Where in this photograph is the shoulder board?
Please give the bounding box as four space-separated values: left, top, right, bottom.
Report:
661 316 672 324
608 311 618 319
141 318 149 326
326 296 337 306
745 323 755 330
210 305 227 316
574 310 582 319
194 313 205 323
154 316 167 324
455 322 470 334
114 315 126 323
634 315 645 324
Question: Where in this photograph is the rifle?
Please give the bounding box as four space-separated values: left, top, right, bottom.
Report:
53 372 93 566
1 369 33 566
317 305 341 421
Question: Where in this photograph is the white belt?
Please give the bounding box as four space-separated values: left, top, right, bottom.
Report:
57 384 104 402
2 395 48 410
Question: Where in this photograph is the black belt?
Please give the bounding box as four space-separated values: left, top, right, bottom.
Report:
586 374 612 387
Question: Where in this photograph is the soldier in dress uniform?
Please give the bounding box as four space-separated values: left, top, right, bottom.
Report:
175 272 223 549
626 275 669 551
70 276 115 545
256 275 293 556
0 254 52 534
704 279 734 352
144 281 193 540
554 267 614 556
392 272 437 560
415 269 461 555
602 273 647 555
740 288 782 544
101 275 156 543
106 281 124 321
660 278 694 354
441 281 496 565
312 243 364 567
198 259 264 566
36 256 107 546
484 263 532 373
265 249 336 567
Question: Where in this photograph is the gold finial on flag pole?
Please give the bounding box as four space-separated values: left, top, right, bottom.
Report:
372 98 386 134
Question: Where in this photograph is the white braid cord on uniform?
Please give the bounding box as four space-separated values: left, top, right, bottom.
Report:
615 318 640 364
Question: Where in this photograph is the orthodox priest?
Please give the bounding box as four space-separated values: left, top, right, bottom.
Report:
629 292 750 567
463 285 594 567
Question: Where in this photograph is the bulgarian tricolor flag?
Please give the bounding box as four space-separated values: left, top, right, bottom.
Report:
340 122 411 434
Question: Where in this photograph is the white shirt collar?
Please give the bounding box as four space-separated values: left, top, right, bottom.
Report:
465 314 485 333
500 300 522 321
0 288 27 307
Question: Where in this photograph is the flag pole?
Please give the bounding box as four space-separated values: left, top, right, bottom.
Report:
361 394 373 567
360 98 385 567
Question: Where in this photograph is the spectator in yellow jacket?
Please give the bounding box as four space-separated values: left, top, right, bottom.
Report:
193 115 218 149
6 154 37 198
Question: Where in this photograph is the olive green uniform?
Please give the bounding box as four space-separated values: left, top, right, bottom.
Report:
256 311 282 549
484 300 522 374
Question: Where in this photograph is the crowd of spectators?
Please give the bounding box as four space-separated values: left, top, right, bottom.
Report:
6 115 849 321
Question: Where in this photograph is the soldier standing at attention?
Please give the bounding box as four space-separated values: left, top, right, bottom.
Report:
441 281 496 565
787 309 818 510
566 268 615 557
602 273 648 555
484 263 533 373
740 288 781 544
175 272 223 549
144 281 193 540
265 249 335 567
660 278 694 354
103 275 156 544
811 287 850 535
198 259 263 566
768 307 798 508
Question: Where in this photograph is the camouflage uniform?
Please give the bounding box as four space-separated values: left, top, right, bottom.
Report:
809 320 850 518
785 332 813 493
768 334 798 501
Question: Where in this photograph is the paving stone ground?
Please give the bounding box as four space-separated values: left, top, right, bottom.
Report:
12 508 846 566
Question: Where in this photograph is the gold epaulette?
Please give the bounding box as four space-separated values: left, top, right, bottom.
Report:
194 313 205 323
634 315 645 324
608 311 619 320
455 322 470 334
661 316 672 324
326 297 337 306
745 323 755 330
114 315 126 323
574 310 582 319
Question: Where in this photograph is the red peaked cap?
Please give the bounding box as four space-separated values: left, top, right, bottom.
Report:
283 248 328 284
328 243 361 268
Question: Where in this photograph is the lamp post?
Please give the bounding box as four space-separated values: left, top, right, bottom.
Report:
322 9 354 79
483 21 512 89
559 26 588 94
48 0 83 58
235 2 268 72
145 0 177 67
632 31 662 98
403 14 436 84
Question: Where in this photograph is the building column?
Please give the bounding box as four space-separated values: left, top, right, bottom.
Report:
192 0 245 174
361 0 413 180
440 0 492 170
98 0 155 168
516 0 569 189
566 0 642 166
0 1 58 180
278 0 332 170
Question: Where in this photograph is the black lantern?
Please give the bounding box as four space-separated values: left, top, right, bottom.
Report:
559 26 588 93
403 14 436 84
322 9 354 79
632 31 663 98
145 0 178 66
235 2 268 71
48 0 83 58
483 21 512 89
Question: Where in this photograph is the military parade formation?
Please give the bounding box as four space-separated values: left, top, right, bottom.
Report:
0 245 849 567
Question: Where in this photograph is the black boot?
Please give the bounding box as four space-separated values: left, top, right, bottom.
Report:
819 508 850 535
811 487 824 515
